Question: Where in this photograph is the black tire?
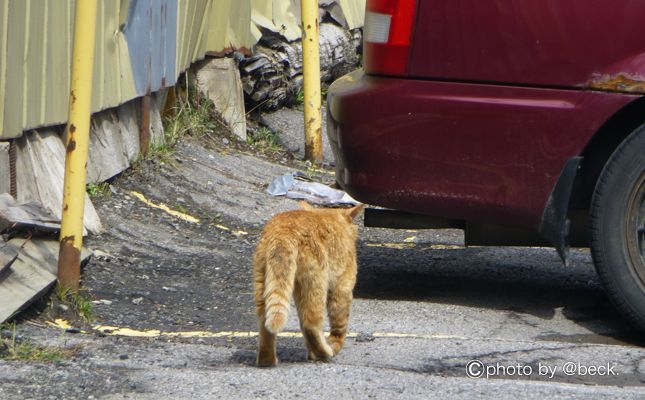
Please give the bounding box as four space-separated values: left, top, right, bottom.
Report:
591 124 645 331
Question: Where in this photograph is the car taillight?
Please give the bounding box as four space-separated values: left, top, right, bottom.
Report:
363 0 418 76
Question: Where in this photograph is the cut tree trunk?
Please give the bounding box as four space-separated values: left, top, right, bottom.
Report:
240 23 362 110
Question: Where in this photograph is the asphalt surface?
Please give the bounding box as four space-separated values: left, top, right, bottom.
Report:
1 108 645 399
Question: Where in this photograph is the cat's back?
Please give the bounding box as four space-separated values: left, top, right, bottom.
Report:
260 208 355 243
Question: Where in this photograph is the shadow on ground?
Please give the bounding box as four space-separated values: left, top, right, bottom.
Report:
354 243 644 346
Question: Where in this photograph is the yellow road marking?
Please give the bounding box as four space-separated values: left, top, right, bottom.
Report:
46 319 466 340
422 244 464 250
366 243 416 249
130 191 200 223
366 243 464 250
214 224 248 236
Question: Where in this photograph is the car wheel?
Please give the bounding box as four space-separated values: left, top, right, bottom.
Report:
591 124 645 330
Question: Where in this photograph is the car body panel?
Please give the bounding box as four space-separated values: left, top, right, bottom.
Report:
409 0 645 93
327 70 639 228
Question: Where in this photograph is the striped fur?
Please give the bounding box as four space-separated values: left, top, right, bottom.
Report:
253 201 364 367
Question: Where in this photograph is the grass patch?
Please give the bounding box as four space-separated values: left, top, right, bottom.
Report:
293 89 305 105
86 182 111 198
0 323 78 362
246 127 283 155
174 203 188 214
304 161 320 181
162 97 222 147
152 82 228 163
292 86 329 106
55 286 94 323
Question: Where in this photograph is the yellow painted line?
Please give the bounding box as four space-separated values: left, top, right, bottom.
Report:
130 191 200 223
46 319 466 341
366 243 416 249
423 244 464 250
214 224 248 236
47 319 78 330
366 243 464 250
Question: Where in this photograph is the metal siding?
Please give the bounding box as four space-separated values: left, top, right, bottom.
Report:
45 1 72 127
0 0 8 135
206 0 230 53
4 0 28 138
175 0 212 77
0 0 365 139
123 0 177 95
0 0 141 139
206 0 253 53
227 0 253 51
338 0 365 29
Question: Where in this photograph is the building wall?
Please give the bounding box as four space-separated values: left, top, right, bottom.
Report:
0 0 364 140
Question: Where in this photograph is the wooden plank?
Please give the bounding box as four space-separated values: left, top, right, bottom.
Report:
0 241 19 276
0 141 10 194
87 109 130 183
0 238 57 323
0 193 61 234
15 130 103 234
0 238 92 323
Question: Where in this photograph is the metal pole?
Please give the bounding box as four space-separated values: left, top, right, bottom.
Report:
301 0 323 164
58 0 98 291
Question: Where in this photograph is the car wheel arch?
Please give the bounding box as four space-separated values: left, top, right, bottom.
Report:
539 96 645 265
572 96 645 213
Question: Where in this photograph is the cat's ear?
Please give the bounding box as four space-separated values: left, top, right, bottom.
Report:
299 201 314 210
346 203 365 220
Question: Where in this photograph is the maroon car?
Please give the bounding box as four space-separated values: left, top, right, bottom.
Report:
327 0 645 330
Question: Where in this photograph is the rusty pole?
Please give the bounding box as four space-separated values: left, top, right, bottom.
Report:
58 0 98 291
139 94 152 156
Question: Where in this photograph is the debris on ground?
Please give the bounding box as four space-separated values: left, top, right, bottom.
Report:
0 193 61 235
0 193 92 324
267 172 357 205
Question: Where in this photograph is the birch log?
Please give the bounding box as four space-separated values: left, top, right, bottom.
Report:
240 23 362 110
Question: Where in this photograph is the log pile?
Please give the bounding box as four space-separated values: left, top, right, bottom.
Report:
240 23 362 110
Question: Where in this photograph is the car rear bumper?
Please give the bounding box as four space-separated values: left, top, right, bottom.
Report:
327 70 635 229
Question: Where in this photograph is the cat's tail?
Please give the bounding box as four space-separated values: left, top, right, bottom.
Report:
263 240 298 334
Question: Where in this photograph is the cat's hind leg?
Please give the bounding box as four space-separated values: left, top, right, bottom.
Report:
257 318 278 367
327 286 353 355
294 279 334 362
254 264 278 367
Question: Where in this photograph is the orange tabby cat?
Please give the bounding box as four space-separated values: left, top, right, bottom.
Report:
253 201 364 367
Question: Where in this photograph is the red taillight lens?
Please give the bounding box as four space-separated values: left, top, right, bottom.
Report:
364 0 418 76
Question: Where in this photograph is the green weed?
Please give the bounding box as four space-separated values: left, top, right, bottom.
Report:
292 86 329 106
246 127 282 155
174 203 188 214
0 323 78 362
55 286 94 323
86 182 111 198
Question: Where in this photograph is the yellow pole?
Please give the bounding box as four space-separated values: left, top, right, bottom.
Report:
301 0 323 164
58 0 98 291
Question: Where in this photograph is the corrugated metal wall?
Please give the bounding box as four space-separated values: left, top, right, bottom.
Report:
0 0 364 140
0 1 74 140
